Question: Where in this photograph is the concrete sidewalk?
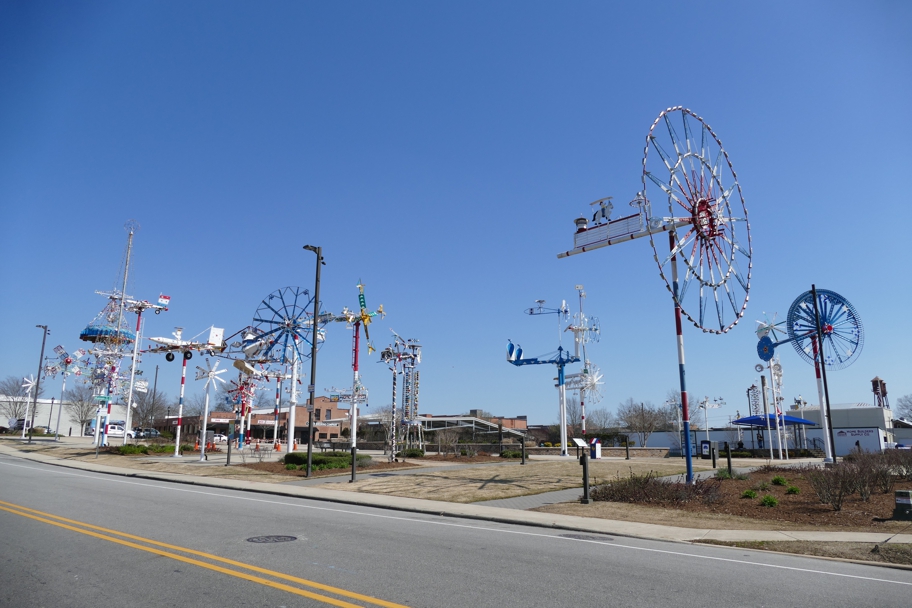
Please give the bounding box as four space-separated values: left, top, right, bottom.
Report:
2 440 911 546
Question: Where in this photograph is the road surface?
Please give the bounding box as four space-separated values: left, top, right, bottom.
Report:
1 452 910 607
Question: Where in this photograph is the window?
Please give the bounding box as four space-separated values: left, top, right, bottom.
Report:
314 409 321 421
326 409 332 420
318 433 328 439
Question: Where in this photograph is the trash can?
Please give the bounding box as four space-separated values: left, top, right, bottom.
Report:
590 438 601 459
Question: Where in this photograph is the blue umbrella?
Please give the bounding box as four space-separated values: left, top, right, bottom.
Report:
732 414 816 427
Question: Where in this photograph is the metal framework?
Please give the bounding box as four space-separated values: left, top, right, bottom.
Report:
556 108 752 482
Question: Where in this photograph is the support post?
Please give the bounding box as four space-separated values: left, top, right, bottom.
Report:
669 233 694 484
580 451 591 504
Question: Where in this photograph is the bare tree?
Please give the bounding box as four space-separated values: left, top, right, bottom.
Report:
183 393 207 418
586 407 614 433
133 388 168 428
897 394 912 420
616 398 664 447
0 375 38 424
565 395 582 436
65 385 97 433
434 427 461 456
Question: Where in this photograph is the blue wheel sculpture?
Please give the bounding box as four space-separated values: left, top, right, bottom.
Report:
786 289 863 370
252 287 323 364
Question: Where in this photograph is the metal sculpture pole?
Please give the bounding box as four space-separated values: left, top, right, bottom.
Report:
669 233 694 482
811 284 837 461
390 367 397 461
122 309 144 446
28 326 49 444
173 352 188 457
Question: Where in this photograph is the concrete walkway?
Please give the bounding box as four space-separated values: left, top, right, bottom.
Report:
2 440 911 547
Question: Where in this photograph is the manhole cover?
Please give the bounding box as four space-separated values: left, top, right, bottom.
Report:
558 534 614 542
246 535 297 544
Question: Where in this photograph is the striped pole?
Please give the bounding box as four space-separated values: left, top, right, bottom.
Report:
670 233 694 483
173 352 187 457
273 376 282 447
811 336 834 462
390 367 397 461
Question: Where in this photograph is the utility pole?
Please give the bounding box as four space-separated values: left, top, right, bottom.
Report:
303 245 323 477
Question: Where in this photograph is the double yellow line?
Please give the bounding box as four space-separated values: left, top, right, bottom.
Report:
0 499 409 608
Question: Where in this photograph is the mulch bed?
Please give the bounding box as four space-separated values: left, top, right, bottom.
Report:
239 459 420 478
648 467 912 528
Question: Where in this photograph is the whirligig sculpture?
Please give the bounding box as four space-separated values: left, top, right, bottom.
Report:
557 107 753 482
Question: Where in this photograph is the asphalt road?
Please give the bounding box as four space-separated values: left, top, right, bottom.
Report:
1 452 911 608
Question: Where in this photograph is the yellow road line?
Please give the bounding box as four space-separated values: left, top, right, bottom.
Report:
0 499 409 608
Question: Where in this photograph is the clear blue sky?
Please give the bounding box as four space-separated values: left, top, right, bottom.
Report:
1 1 909 428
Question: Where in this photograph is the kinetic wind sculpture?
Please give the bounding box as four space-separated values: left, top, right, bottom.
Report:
19 375 36 439
194 358 227 461
79 221 169 447
144 325 224 456
506 299 581 457
234 286 327 452
562 285 603 437
755 314 789 459
379 330 422 457
326 282 385 457
43 345 91 441
557 107 752 482
756 287 864 462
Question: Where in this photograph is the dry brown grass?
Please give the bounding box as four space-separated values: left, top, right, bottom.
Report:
318 459 714 503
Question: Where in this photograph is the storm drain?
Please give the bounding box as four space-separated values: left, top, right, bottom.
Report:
558 534 614 542
246 535 298 544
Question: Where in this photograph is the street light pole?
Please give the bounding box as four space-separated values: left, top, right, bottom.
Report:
303 245 323 477
29 325 49 444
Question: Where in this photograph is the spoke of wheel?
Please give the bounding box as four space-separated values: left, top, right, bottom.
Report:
663 114 683 158
649 136 675 173
661 229 695 267
682 112 694 155
722 278 739 321
277 289 292 321
648 174 688 209
261 299 284 321
699 284 707 328
712 148 724 180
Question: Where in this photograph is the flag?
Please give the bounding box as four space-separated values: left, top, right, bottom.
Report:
158 294 171 306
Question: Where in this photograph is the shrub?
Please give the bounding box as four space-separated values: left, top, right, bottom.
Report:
806 464 855 511
729 451 753 458
885 448 912 481
283 451 372 468
760 494 779 507
116 444 148 455
741 489 758 499
501 450 523 459
285 464 296 470
786 486 800 495
543 442 552 448
755 482 770 491
714 469 733 480
848 460 876 502
398 448 424 458
590 471 721 505
771 476 787 486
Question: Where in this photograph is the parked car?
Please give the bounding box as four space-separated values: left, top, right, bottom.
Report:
105 425 135 438
212 433 228 443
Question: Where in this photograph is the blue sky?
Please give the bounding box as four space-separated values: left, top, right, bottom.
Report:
1 1 909 427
